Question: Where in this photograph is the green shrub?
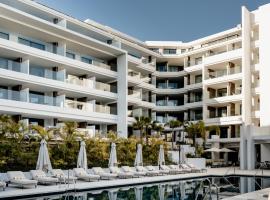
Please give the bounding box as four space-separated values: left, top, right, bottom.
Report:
0 136 171 171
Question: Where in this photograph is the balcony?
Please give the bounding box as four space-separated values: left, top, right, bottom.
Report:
127 55 155 73
0 89 118 127
128 73 155 90
128 90 154 108
65 99 94 112
205 114 242 126
205 89 242 105
189 113 203 121
206 66 242 80
204 48 242 65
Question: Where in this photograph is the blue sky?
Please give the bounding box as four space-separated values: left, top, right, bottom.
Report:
36 0 270 42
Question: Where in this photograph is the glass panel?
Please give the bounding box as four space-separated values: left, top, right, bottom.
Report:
0 32 9 40
168 82 178 89
66 52 75 59
163 49 177 54
29 92 45 104
30 66 45 77
81 57 92 64
18 38 45 50
195 75 202 83
0 58 8 69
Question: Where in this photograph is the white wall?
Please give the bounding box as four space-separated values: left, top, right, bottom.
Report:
261 144 270 162
259 4 270 126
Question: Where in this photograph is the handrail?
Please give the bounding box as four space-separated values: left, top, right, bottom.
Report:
253 162 265 190
195 178 219 200
222 164 239 190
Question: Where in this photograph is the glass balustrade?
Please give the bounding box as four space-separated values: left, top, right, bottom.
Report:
30 66 65 81
0 88 27 102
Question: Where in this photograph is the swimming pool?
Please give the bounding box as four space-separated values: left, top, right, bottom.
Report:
17 176 270 200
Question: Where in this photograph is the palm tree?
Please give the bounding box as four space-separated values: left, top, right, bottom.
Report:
165 120 182 150
184 121 220 148
60 121 79 141
132 116 145 141
31 125 56 141
6 120 28 141
151 121 164 136
132 116 152 143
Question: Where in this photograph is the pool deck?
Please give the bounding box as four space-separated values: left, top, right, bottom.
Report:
223 187 270 200
0 167 269 199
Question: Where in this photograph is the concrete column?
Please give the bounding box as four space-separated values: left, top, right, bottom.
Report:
21 59 29 74
117 54 128 138
240 177 247 194
241 6 252 126
57 42 66 56
247 126 255 170
240 125 247 170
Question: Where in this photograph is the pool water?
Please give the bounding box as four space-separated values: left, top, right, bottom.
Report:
21 176 270 200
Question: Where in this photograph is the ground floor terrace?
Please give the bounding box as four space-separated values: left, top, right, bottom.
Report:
0 167 269 199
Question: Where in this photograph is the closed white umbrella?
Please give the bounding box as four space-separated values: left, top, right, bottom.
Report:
77 141 87 170
109 143 117 167
219 148 235 153
180 146 186 164
158 184 166 200
158 145 165 166
204 147 221 152
134 186 143 200
36 139 52 172
134 144 143 166
180 181 186 200
108 189 118 200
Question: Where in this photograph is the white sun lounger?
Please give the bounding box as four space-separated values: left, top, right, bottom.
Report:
109 167 134 179
187 163 207 173
92 167 117 180
121 166 146 177
73 168 100 182
160 165 182 174
168 165 185 174
0 181 6 191
146 166 169 175
135 166 159 176
179 164 193 173
30 170 59 185
7 171 38 188
51 169 77 183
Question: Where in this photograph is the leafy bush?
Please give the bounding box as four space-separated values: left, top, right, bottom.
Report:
0 136 171 171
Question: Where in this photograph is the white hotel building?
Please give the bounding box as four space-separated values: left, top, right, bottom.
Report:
0 0 269 168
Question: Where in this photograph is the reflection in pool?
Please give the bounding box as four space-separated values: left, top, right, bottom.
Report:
21 176 270 200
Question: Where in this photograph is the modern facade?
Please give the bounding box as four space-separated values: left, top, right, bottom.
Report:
0 0 269 166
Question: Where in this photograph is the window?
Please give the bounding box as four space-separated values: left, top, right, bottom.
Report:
0 32 9 40
156 63 167 72
217 88 227 97
0 86 8 100
18 38 45 50
29 91 44 104
66 52 75 59
0 58 8 69
168 82 178 89
163 49 177 54
30 66 45 78
195 57 202 65
195 75 202 83
81 57 92 64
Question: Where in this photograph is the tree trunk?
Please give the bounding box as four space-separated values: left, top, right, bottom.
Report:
146 128 149 145
171 129 174 150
